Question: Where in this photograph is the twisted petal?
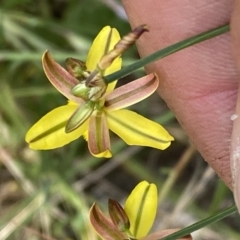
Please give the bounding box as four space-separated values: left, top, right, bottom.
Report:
106 109 173 150
88 111 112 158
86 26 122 93
42 51 83 104
124 181 158 238
25 105 88 149
90 203 127 240
105 73 158 111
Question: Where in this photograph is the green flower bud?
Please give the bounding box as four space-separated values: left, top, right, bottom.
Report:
71 70 107 101
65 101 95 133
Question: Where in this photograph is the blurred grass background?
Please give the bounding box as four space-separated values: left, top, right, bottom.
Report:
0 0 240 239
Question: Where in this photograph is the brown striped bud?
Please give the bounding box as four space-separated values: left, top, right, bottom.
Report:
108 199 130 232
98 24 148 70
65 57 90 81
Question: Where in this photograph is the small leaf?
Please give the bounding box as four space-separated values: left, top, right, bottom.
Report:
108 199 130 232
90 203 127 240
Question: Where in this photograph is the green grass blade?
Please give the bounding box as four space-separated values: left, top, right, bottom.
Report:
104 24 229 83
160 205 237 240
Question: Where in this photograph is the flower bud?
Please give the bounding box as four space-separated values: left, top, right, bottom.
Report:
98 25 148 70
65 101 95 133
65 57 89 80
90 203 127 240
71 71 107 101
108 199 130 232
124 181 158 238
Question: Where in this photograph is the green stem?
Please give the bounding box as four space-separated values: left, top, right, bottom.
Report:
104 24 229 83
160 205 237 240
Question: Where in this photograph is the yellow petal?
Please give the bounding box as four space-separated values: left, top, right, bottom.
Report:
106 109 174 150
86 26 120 72
86 26 122 92
105 58 122 94
124 181 158 238
92 150 112 158
26 105 88 149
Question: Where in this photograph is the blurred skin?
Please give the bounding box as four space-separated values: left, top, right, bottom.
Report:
122 0 240 189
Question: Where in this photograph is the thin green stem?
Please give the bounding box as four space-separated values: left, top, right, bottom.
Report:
160 205 237 240
104 24 229 83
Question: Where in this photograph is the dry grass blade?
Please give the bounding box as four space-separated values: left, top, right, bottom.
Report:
0 193 45 240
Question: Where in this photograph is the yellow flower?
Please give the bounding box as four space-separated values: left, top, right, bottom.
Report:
25 26 173 158
90 181 193 240
89 181 158 240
